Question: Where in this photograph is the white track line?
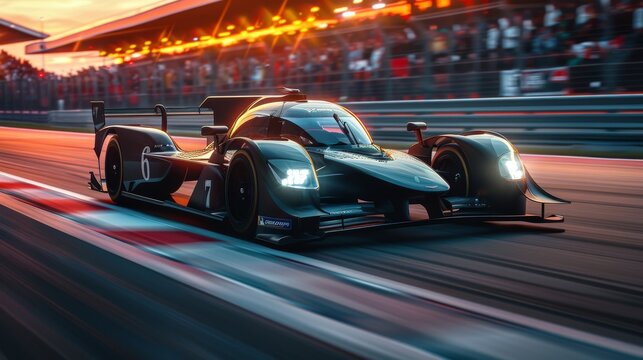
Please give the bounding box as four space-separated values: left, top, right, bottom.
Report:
2 170 642 358
522 154 643 163
0 171 95 202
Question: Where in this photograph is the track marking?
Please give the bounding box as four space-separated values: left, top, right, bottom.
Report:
1 170 642 358
0 171 95 201
522 154 643 166
521 154 643 163
0 199 441 360
0 171 441 359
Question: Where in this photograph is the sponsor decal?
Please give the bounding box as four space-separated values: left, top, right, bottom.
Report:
258 216 292 230
328 208 360 215
153 143 175 150
501 66 569 96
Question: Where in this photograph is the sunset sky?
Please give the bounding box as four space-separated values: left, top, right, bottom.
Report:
0 0 172 74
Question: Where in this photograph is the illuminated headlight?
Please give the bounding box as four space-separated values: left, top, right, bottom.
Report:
498 151 524 180
282 169 310 186
268 159 318 189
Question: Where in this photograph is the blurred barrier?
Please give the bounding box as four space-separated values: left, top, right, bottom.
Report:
0 111 48 123
345 94 643 150
2 94 642 156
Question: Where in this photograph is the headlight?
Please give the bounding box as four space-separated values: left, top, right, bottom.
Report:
498 151 524 180
268 159 318 189
282 169 310 186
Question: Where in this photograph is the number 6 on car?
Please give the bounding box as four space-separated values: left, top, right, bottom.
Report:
141 146 150 181
87 90 569 246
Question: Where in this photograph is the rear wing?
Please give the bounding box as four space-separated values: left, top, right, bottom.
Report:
89 101 211 134
91 101 105 132
198 91 307 129
91 89 307 133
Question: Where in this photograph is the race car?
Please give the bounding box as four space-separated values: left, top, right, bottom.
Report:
88 89 569 245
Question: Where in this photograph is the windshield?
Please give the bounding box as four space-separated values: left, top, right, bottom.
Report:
282 104 372 146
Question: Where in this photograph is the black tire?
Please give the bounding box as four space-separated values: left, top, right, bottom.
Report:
225 150 258 237
432 145 470 197
105 137 125 203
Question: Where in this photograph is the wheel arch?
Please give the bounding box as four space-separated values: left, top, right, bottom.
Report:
95 125 182 198
410 132 501 190
408 130 568 210
94 125 178 159
409 131 526 213
223 137 325 231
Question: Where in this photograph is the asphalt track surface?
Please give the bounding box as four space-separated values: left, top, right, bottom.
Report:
1 126 642 358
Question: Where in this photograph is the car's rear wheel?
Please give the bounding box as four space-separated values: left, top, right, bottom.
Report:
225 150 258 237
432 145 470 197
105 137 125 203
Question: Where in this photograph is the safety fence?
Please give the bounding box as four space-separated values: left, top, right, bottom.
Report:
345 94 643 148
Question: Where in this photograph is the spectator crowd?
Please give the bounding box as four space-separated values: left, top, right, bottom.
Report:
1 50 48 82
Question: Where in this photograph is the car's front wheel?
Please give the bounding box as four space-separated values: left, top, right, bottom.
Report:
432 144 470 197
225 150 258 237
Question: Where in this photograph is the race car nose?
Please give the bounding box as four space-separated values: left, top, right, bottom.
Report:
324 149 450 193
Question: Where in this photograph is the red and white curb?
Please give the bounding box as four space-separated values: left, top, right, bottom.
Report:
0 173 217 247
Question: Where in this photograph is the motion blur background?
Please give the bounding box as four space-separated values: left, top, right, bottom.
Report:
1 0 642 110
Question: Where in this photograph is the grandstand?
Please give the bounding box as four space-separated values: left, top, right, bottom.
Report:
0 18 48 45
1 19 50 110
2 0 642 111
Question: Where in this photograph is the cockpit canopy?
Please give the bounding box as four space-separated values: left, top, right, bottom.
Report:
229 101 373 147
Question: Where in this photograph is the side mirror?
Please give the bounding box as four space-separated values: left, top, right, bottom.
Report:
201 126 229 149
201 126 229 136
406 122 427 143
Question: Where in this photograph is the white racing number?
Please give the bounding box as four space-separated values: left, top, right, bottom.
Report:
141 146 151 181
204 179 212 208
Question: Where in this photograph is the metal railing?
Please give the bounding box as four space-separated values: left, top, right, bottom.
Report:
344 95 643 149
3 94 635 159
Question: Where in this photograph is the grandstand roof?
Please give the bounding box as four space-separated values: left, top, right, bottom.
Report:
24 0 324 55
26 0 221 54
0 18 48 45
